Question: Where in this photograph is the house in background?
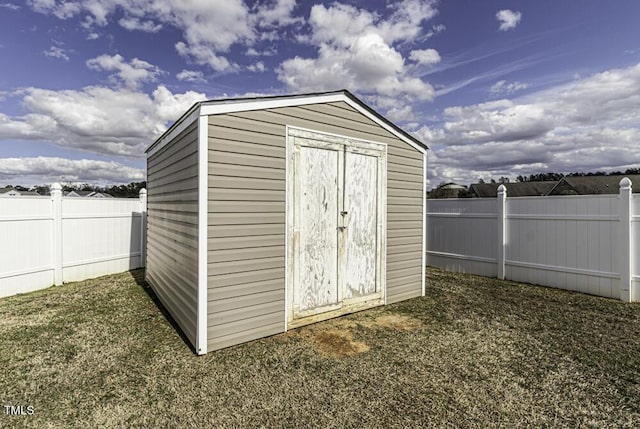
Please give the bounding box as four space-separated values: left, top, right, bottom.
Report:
466 174 640 198
427 182 467 198
469 181 558 198
65 190 114 198
547 175 640 195
1 187 21 196
0 187 40 196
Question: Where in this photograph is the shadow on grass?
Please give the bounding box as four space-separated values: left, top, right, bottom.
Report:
128 268 197 354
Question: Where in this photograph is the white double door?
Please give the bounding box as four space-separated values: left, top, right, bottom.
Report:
288 128 386 321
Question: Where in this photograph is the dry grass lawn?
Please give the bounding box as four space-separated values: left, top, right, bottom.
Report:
1 268 639 428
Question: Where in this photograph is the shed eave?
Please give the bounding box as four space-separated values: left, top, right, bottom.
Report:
199 91 428 153
146 103 201 157
146 91 428 157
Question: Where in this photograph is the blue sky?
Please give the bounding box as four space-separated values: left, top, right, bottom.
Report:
0 0 639 187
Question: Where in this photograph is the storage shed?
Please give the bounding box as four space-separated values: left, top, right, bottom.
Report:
145 90 428 354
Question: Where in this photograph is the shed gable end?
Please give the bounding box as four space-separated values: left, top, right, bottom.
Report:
205 100 424 351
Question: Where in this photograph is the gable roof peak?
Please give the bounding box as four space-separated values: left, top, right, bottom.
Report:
147 90 427 155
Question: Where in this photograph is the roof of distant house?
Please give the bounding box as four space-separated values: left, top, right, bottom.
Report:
0 187 40 196
548 175 640 195
470 181 558 198
65 190 114 197
438 183 466 190
65 190 94 197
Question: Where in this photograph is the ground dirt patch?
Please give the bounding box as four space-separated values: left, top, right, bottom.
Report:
313 329 370 357
294 311 422 357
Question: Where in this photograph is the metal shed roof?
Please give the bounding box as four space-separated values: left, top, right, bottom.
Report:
147 90 428 156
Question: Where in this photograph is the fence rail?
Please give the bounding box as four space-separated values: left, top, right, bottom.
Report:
0 184 146 298
427 178 638 302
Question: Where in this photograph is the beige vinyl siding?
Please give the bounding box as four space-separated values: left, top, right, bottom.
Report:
386 140 423 303
206 114 286 351
146 121 199 348
206 101 424 350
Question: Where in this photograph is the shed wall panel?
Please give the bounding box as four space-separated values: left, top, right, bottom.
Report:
146 121 199 347
206 101 424 351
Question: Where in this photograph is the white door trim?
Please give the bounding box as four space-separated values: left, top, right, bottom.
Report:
285 126 387 329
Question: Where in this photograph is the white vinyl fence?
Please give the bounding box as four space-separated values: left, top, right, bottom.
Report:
428 178 639 302
0 183 146 298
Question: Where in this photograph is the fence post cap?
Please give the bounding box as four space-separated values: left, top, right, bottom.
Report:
51 183 62 192
619 177 632 189
139 188 147 196
497 184 507 194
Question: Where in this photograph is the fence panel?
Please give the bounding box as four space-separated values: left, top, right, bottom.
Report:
506 195 619 298
427 180 638 301
0 197 55 296
62 198 144 283
427 198 498 277
0 188 146 298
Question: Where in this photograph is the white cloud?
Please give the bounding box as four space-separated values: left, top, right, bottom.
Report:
86 54 163 88
28 0 81 19
174 41 237 72
252 0 303 28
496 9 522 31
412 124 445 143
0 112 50 140
43 46 69 61
176 69 205 83
26 0 301 72
168 0 253 71
303 0 436 48
151 86 207 123
381 0 438 42
386 105 416 122
409 48 441 65
246 47 277 57
278 1 437 107
247 61 266 73
0 157 144 185
426 63 640 185
489 80 529 96
1 85 207 157
425 23 445 39
118 17 162 33
0 3 20 10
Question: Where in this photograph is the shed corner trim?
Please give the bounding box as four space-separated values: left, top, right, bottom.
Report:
196 114 208 355
422 151 427 297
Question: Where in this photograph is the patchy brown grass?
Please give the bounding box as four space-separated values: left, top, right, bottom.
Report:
1 268 639 428
361 313 424 331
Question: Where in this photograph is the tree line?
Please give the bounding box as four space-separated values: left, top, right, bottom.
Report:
5 181 147 198
480 168 640 184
